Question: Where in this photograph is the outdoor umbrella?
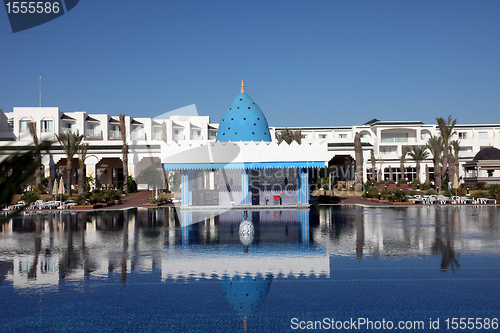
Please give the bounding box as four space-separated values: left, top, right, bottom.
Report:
52 178 59 197
58 177 65 205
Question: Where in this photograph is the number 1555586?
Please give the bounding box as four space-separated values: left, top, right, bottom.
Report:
5 2 60 14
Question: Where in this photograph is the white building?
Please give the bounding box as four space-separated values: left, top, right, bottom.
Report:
1 106 500 190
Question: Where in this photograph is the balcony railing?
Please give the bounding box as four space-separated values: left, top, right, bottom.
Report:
109 130 122 139
131 132 146 140
152 132 162 140
61 128 79 135
85 129 102 138
173 134 185 141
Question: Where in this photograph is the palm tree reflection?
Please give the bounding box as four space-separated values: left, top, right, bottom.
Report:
431 209 460 272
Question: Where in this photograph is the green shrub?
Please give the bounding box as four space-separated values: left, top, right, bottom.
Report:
476 182 487 190
127 176 137 193
426 189 437 195
392 189 407 202
420 182 430 190
20 191 40 203
489 184 500 199
364 187 379 199
397 178 407 185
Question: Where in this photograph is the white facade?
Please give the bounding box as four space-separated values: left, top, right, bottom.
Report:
1 106 500 187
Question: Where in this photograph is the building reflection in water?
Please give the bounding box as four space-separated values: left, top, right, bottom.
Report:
1 206 500 289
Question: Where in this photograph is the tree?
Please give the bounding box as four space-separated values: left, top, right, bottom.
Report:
27 122 41 187
436 116 457 182
399 146 409 182
426 134 443 190
275 128 301 144
77 143 89 195
451 140 461 184
56 132 83 196
119 114 129 194
354 132 363 191
407 145 429 182
370 149 376 181
0 141 51 223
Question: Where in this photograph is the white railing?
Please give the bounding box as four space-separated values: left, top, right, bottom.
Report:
173 134 185 141
109 130 122 139
86 129 102 138
131 132 146 140
152 132 162 140
61 128 78 135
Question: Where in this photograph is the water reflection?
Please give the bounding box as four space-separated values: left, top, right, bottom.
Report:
1 206 500 287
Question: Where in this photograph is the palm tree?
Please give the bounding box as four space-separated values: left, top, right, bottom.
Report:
119 114 129 194
407 145 429 182
275 128 301 144
426 135 443 190
27 122 41 187
56 132 83 196
399 146 409 182
77 143 89 195
370 149 376 181
354 132 362 191
451 140 461 185
436 116 457 182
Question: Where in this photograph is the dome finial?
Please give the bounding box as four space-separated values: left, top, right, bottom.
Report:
241 79 245 93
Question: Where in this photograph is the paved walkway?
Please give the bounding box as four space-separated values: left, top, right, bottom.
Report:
98 190 154 210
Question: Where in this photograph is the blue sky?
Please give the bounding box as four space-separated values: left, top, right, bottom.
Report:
1 0 500 127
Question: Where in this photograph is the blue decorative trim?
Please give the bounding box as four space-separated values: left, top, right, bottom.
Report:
164 161 325 171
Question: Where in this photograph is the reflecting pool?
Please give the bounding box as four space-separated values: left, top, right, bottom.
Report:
1 206 499 332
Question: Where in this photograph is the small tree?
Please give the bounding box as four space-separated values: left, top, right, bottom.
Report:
77 143 89 195
408 145 429 183
56 132 83 196
27 122 41 187
275 128 301 144
370 149 376 181
354 132 363 192
426 134 443 190
399 146 409 182
119 114 129 194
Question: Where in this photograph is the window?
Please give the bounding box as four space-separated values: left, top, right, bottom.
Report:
338 134 347 139
301 134 308 139
192 130 201 137
19 120 29 133
318 134 327 139
359 133 368 139
209 131 217 138
381 132 408 143
380 148 391 154
458 132 467 139
478 132 488 139
8 120 13 132
459 147 472 153
41 120 53 133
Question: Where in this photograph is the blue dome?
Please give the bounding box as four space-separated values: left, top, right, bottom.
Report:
216 89 271 142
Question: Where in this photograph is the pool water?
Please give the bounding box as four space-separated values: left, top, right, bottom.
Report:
0 206 499 332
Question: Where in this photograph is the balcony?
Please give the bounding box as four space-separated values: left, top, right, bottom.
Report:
131 132 146 140
85 129 102 139
109 130 122 140
173 134 185 141
61 128 79 135
152 132 162 140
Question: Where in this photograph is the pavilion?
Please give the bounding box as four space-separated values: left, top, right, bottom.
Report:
463 146 500 184
161 81 327 207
